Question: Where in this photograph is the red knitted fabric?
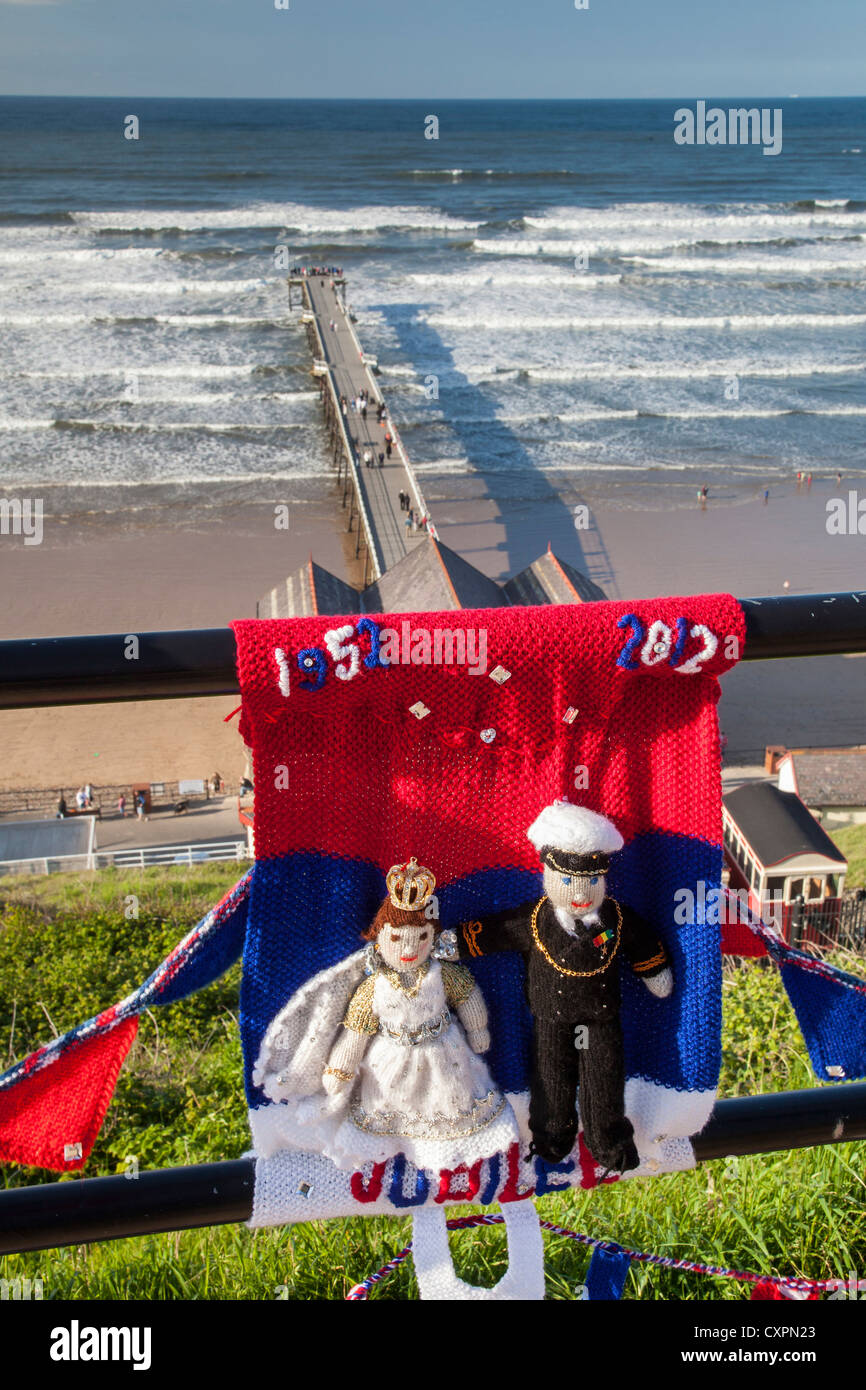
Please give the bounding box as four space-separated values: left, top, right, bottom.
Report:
0 1017 138 1171
232 595 744 880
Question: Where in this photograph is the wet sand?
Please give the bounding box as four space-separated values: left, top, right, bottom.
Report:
0 473 862 788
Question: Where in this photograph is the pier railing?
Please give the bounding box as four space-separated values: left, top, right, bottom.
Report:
298 279 383 583
339 306 428 520
0 589 865 1253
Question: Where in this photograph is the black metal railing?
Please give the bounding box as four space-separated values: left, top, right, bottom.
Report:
0 589 864 1256
0 591 864 710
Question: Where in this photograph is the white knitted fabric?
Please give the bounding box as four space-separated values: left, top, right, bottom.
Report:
252 953 520 1170
412 1203 545 1301
248 1098 697 1230
527 800 624 857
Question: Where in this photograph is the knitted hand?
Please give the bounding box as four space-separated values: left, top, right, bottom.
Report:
322 1065 354 1094
642 967 674 999
466 1026 491 1054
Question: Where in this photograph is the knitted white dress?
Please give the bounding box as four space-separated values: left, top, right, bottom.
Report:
252 956 519 1172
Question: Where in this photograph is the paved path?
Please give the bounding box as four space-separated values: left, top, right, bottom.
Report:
94 799 244 852
301 274 430 575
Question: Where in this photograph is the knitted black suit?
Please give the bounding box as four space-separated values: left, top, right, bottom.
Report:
459 896 669 1171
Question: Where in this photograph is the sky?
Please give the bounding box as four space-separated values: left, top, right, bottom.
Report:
0 0 863 99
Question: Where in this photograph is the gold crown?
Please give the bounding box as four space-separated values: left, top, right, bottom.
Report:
386 856 436 911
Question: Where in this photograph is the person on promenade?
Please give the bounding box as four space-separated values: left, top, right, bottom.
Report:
363 448 372 468
76 787 87 811
56 793 67 820
404 514 412 534
386 440 393 459
350 397 357 413
135 792 148 822
361 403 367 421
84 783 93 807
117 793 126 817
378 451 384 467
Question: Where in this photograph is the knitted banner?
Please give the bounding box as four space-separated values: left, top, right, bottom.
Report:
232 595 745 1224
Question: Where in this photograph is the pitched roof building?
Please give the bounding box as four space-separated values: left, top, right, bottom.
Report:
766 746 866 827
257 537 606 618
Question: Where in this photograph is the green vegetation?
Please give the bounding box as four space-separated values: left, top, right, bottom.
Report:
1 866 865 1300
833 822 866 889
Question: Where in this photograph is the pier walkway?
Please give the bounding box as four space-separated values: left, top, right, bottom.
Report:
290 270 430 583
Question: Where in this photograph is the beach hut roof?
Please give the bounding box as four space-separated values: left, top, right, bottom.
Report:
256 559 360 619
502 545 606 606
256 540 605 617
362 536 507 613
723 781 847 870
0 816 95 867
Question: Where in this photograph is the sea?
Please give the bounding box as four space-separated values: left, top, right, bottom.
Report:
0 97 864 525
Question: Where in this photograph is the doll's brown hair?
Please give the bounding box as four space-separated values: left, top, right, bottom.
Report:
362 897 433 941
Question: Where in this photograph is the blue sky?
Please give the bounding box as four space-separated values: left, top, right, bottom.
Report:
1 0 863 99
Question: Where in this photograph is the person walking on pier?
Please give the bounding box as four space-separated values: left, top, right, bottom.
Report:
378 451 384 468
363 448 372 468
386 439 393 459
361 402 368 422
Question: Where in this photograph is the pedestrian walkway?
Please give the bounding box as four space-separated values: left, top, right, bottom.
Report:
292 270 432 577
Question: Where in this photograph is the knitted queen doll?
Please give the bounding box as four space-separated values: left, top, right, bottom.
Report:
252 856 520 1174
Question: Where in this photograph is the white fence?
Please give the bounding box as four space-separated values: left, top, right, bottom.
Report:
0 839 249 876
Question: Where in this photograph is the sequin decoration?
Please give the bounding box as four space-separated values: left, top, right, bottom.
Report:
349 1088 505 1140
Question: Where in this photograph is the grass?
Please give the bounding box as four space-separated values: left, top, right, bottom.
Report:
833 822 866 889
1 866 865 1300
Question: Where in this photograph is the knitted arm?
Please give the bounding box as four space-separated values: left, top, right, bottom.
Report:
443 964 491 1054
456 903 534 961
323 1027 369 1093
619 903 673 997
323 976 377 1093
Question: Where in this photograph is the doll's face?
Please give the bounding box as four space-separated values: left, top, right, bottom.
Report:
376 920 435 971
543 865 606 916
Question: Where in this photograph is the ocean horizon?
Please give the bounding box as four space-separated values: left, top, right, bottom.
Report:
1 96 864 524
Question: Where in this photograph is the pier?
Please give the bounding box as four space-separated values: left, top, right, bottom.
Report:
289 268 430 585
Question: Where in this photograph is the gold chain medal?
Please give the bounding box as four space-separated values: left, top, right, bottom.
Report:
530 896 622 978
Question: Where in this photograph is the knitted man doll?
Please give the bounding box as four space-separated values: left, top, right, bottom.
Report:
252 857 520 1173
459 801 673 1173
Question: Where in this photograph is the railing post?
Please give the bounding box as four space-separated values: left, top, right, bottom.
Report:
791 894 804 950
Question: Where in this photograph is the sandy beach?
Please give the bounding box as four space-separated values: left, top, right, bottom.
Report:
0 466 862 792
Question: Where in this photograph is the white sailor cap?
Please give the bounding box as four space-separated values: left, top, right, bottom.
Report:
527 799 623 874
